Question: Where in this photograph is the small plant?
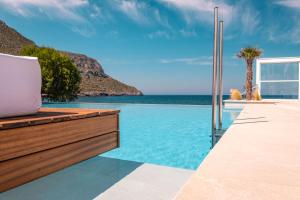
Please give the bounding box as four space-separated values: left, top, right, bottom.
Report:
230 89 242 100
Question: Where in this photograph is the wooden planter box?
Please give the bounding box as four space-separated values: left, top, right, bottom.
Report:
0 108 120 192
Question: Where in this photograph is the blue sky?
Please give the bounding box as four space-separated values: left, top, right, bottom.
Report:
0 0 299 94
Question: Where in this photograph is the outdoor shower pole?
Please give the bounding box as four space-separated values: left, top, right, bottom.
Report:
211 7 218 133
218 21 224 130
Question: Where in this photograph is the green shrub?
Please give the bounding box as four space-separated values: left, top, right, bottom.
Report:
21 45 81 102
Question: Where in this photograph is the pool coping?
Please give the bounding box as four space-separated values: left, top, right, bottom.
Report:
175 100 300 199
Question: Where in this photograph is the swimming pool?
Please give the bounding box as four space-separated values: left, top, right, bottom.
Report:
43 103 240 170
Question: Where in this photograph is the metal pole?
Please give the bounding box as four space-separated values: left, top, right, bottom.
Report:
218 21 223 130
212 7 218 133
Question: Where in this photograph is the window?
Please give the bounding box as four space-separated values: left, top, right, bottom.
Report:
256 57 300 99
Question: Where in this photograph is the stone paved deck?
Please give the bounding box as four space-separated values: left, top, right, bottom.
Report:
0 156 193 200
95 164 193 200
176 101 300 200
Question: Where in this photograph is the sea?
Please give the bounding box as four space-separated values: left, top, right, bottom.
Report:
72 95 229 105
44 94 297 105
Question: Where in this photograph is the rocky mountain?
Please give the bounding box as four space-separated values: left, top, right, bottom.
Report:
64 51 142 96
0 21 34 55
0 20 142 96
65 51 107 78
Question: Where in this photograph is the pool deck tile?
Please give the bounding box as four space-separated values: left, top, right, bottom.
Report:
0 156 193 200
175 101 300 200
94 163 193 200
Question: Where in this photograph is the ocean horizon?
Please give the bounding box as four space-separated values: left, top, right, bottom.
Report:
69 95 228 105
43 94 297 105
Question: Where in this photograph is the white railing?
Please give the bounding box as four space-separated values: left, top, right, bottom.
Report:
256 57 300 99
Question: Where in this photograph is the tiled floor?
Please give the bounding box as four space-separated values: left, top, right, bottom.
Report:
95 164 193 200
1 156 193 200
176 101 300 200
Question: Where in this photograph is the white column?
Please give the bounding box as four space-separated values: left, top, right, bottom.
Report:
298 62 300 99
256 59 261 95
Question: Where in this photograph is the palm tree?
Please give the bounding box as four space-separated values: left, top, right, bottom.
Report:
237 47 262 100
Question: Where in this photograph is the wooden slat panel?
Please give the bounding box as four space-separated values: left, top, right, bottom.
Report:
0 114 118 161
117 114 120 147
0 132 118 192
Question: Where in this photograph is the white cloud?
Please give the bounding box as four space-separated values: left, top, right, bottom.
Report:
148 29 198 39
106 30 119 38
90 4 102 18
160 56 241 67
111 0 171 27
0 0 88 22
148 30 172 39
153 8 171 28
71 25 95 37
160 56 212 65
179 29 197 37
157 0 261 37
268 22 300 44
113 0 261 39
270 0 300 44
0 0 101 37
114 0 149 25
276 0 300 9
0 0 264 40
158 0 235 25
290 25 300 43
236 1 260 35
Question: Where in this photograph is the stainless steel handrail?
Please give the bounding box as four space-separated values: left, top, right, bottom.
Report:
218 21 224 130
212 8 225 147
211 7 218 133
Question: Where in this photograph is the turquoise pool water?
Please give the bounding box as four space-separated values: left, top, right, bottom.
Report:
43 103 240 170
